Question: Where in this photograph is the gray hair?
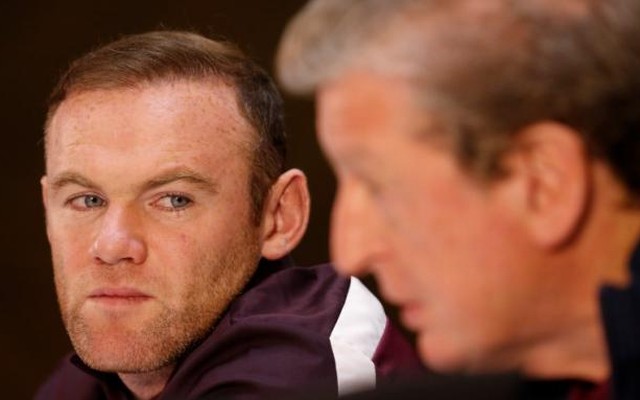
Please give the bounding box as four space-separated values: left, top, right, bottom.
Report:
276 0 432 95
277 0 640 193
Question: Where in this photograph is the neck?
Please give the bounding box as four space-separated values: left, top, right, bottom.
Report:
520 315 609 382
118 364 175 400
587 163 640 288
521 163 640 382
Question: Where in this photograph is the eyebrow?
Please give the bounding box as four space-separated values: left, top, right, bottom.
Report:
142 168 218 194
48 168 218 194
49 172 100 191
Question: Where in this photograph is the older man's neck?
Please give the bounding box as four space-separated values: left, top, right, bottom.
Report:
119 364 175 400
520 316 610 383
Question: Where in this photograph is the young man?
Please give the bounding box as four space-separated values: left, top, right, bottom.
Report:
277 0 640 398
37 31 421 400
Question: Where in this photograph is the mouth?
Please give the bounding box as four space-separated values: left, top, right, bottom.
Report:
88 288 152 305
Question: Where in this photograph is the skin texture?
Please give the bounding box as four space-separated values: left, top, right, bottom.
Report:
315 70 640 380
41 79 310 399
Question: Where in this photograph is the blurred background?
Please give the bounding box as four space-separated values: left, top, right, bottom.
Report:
0 1 338 397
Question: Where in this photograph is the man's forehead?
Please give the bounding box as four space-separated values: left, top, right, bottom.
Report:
71 80 229 121
318 70 422 141
54 79 244 123
46 80 254 158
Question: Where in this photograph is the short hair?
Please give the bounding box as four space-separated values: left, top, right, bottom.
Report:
46 30 287 223
277 0 640 196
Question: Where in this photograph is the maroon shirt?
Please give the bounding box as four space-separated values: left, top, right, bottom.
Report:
36 259 422 400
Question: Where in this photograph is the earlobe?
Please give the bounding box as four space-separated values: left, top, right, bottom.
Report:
260 169 311 260
510 122 590 249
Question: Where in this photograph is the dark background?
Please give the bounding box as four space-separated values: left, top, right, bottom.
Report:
1 1 337 397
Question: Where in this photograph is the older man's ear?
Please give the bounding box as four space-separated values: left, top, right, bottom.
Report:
502 122 589 250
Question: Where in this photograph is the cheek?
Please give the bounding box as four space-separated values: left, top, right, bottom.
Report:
150 231 203 293
165 234 261 325
49 237 89 290
386 196 501 298
50 242 86 323
154 225 255 300
47 215 94 259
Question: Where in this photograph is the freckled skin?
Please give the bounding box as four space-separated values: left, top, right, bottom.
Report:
43 80 263 375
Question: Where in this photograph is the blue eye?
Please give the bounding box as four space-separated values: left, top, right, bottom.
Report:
156 194 193 211
68 194 106 210
169 195 191 209
84 195 104 208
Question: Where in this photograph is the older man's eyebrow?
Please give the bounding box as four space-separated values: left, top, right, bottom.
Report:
49 172 100 191
143 168 219 194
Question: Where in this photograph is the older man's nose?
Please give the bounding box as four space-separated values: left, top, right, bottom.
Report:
330 183 387 277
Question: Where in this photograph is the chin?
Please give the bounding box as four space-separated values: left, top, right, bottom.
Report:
77 335 169 373
416 332 475 374
69 320 188 373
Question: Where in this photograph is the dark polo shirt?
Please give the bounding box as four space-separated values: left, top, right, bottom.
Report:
600 240 640 400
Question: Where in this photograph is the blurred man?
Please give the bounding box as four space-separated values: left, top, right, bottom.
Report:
37 31 421 400
277 0 640 398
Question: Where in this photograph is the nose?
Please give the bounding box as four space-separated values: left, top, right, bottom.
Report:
330 181 386 277
90 206 148 265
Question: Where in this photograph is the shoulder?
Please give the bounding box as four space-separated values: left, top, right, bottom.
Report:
229 262 423 394
228 263 390 365
34 354 104 400
167 263 414 399
167 263 353 398
231 263 350 318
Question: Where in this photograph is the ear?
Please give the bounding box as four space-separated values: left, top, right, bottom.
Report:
505 122 590 249
260 168 311 260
